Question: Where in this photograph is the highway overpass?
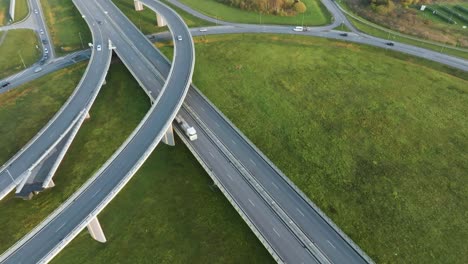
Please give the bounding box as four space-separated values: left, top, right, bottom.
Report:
0 0 194 262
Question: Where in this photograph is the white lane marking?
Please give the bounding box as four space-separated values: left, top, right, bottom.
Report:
271 182 279 190
231 139 237 145
249 159 256 166
209 152 215 158
227 173 233 180
200 106 205 112
248 199 255 207
273 228 281 237
296 207 305 217
91 190 100 198
327 240 336 249
56 223 66 232
215 121 220 127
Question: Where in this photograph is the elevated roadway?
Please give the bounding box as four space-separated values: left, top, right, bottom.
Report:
0 3 111 200
0 0 194 262
1 0 466 263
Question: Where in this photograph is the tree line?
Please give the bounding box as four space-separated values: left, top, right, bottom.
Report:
217 0 307 15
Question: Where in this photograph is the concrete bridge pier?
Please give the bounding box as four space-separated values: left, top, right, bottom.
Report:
87 217 107 243
134 0 166 27
9 0 16 21
162 123 175 146
156 14 167 27
134 0 143 11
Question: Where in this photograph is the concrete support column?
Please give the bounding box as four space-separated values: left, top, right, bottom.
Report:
156 13 167 27
134 0 143 11
45 179 55 188
87 217 107 243
9 0 16 21
162 123 175 146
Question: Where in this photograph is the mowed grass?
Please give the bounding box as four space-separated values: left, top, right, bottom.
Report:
178 0 330 25
0 63 85 167
0 29 41 79
40 0 91 54
0 62 272 263
0 0 9 25
158 34 467 263
0 62 149 252
14 0 28 22
52 136 273 264
0 0 27 25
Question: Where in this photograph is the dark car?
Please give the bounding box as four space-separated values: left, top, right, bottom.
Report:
340 33 348 37
386 42 394 46
97 20 102 25
42 39 48 44
1 82 10 88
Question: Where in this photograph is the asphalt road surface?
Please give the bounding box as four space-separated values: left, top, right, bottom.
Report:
0 9 110 200
0 0 194 262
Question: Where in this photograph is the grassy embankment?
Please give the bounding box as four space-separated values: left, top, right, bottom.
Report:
0 62 272 263
40 0 91 55
0 29 41 79
178 0 330 25
156 34 467 263
0 0 28 25
337 1 468 59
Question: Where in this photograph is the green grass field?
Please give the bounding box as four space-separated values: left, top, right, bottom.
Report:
0 62 272 263
0 29 41 79
158 34 467 263
178 0 330 25
40 0 91 55
52 136 273 263
0 0 27 25
0 63 86 251
0 0 9 25
14 0 28 22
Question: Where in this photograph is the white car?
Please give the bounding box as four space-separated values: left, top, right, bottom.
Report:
199 28 207 32
293 26 304 32
34 9 38 14
44 48 48 54
40 29 44 34
177 35 182 41
96 45 102 51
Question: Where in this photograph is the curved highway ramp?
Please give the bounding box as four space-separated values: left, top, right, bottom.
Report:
0 0 194 263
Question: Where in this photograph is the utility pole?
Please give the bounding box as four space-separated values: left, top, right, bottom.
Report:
18 51 26 69
78 32 84 48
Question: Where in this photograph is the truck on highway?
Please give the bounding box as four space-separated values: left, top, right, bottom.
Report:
175 116 197 141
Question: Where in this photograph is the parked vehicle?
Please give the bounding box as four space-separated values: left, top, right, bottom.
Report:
175 116 197 141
